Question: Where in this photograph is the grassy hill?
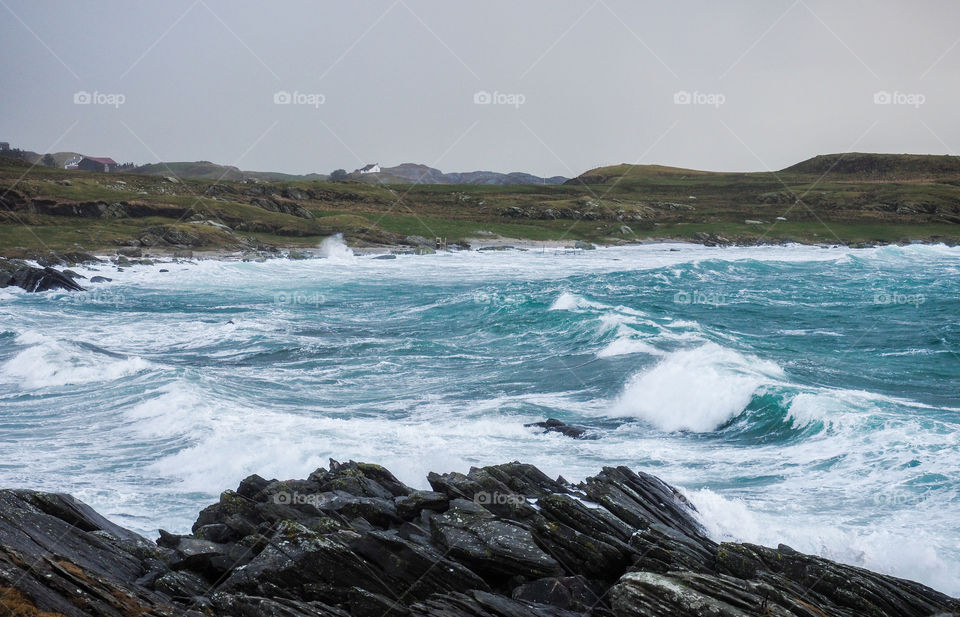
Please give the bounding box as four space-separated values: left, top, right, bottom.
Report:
132 161 245 181
0 152 958 257
132 162 328 183
782 153 960 180
568 164 716 185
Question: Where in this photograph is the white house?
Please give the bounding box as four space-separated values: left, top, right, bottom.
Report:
357 163 380 174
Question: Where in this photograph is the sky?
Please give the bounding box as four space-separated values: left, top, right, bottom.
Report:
1 0 959 177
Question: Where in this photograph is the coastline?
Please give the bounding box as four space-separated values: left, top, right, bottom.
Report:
1 460 956 616
3 231 954 267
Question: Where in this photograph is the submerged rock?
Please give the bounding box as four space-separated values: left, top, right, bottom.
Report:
0 461 956 617
524 417 590 439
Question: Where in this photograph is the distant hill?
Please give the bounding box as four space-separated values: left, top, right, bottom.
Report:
1 149 86 168
569 154 960 185
244 170 328 182
133 161 243 181
353 163 567 185
782 153 960 180
566 164 715 185
132 162 328 182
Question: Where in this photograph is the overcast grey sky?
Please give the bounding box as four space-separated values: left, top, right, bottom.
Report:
2 1 958 177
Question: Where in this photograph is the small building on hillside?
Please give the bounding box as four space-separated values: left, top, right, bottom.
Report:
357 163 380 174
0 142 9 152
77 156 117 172
63 155 82 170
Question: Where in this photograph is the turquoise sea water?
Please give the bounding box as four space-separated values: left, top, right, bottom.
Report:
1 241 958 593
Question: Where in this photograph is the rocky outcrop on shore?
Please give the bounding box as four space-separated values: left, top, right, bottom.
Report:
0 461 956 617
0 257 86 292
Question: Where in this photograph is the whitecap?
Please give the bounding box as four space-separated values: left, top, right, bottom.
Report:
606 342 784 432
1 331 151 389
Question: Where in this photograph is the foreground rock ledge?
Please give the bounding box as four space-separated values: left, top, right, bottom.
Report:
0 461 956 617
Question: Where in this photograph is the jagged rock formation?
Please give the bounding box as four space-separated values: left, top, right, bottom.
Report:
0 258 86 292
0 461 956 616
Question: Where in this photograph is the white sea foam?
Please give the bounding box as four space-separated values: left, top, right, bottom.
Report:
688 488 960 596
607 342 784 431
549 291 606 311
1 331 150 388
597 332 664 358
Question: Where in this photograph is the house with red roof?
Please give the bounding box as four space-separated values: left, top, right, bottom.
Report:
77 156 117 172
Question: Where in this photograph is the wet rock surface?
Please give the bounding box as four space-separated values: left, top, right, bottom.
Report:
524 418 591 439
0 461 956 616
0 257 86 292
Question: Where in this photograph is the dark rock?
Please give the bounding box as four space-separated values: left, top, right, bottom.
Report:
0 462 957 617
308 490 401 528
36 253 65 267
281 187 308 201
152 569 209 598
210 591 351 617
409 589 584 617
0 489 172 617
693 231 731 247
582 466 705 540
169 538 252 580
395 490 449 519
0 259 85 292
309 459 412 499
530 514 631 579
349 529 490 601
89 275 113 283
430 499 563 581
250 197 314 219
157 528 183 548
512 576 606 612
26 251 100 268
524 418 590 439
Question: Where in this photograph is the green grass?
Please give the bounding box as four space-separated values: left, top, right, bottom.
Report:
1 155 958 255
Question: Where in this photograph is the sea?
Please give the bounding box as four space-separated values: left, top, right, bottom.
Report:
1 238 958 594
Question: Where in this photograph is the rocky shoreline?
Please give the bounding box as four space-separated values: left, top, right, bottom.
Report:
3 237 954 295
0 460 956 617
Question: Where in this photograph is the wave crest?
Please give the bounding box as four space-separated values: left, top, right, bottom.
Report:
608 342 784 432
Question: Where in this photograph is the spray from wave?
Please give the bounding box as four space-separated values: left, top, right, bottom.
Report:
318 233 356 263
